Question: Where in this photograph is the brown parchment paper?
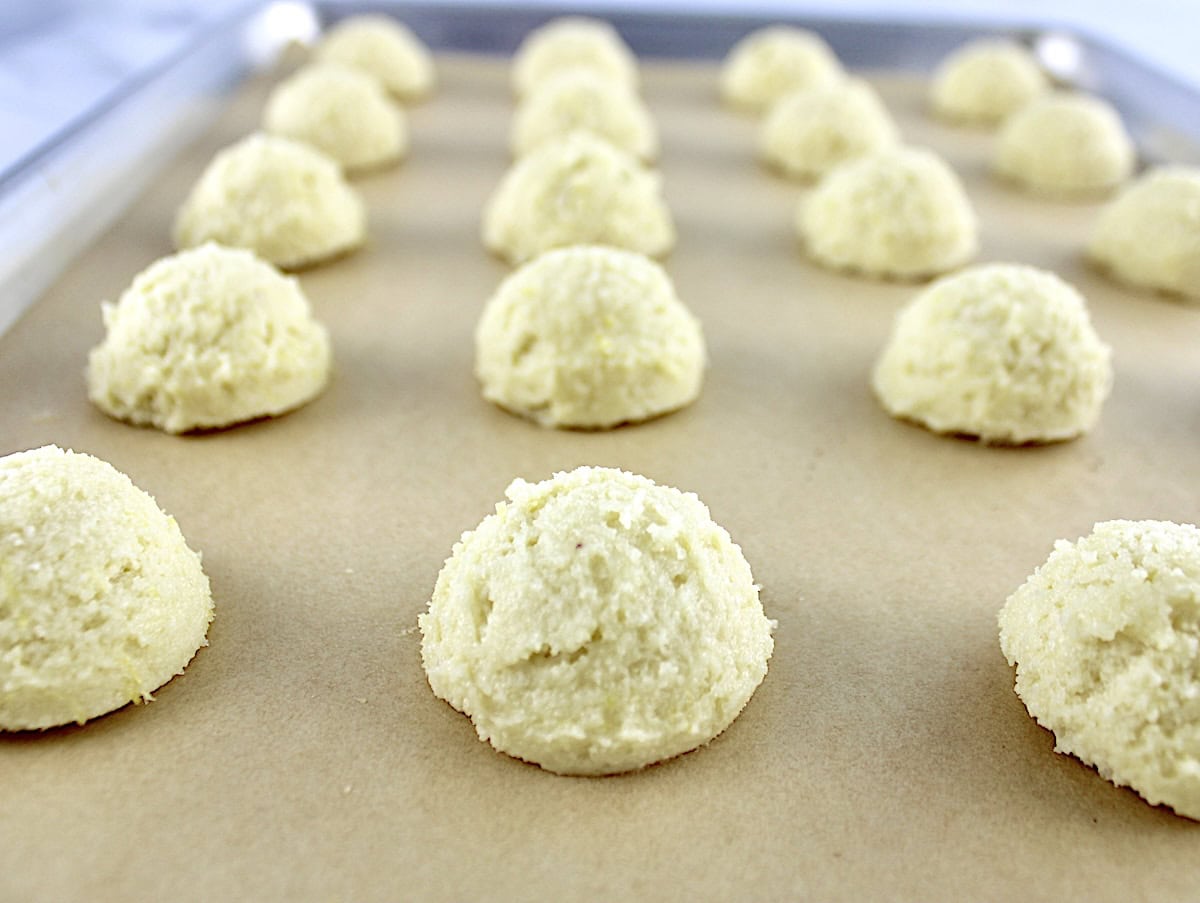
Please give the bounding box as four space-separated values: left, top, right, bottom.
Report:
2 54 1200 903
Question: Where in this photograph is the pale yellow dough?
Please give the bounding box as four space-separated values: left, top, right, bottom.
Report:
1000 520 1200 820
315 14 434 101
511 17 638 97
720 26 843 112
419 466 775 775
0 445 213 731
474 245 705 428
87 243 332 434
931 38 1049 125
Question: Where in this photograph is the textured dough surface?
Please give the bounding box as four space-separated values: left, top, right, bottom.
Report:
872 263 1112 444
720 26 843 112
0 445 213 731
474 245 705 428
999 520 1200 820
798 146 977 279
930 39 1048 125
419 466 775 775
315 14 434 101
1088 166 1200 299
482 132 675 264
174 133 366 269
87 243 332 434
511 17 638 98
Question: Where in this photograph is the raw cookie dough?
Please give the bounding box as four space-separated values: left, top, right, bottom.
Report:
999 520 1200 820
930 38 1049 125
720 25 843 112
0 445 213 731
1087 166 1200 299
315 14 434 101
511 17 638 98
482 132 675 264
871 263 1112 444
174 133 366 270
474 245 705 428
511 67 658 161
87 243 332 434
263 62 407 173
419 465 775 775
759 78 899 180
797 146 977 279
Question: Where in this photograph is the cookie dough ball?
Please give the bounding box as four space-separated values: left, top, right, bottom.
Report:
931 38 1049 125
872 264 1112 444
720 26 843 112
263 62 407 173
759 78 900 180
798 146 977 279
512 17 638 98
419 466 775 775
174 133 366 269
87 244 332 434
475 245 704 429
315 14 434 101
1088 167 1200 299
0 445 213 731
999 520 1200 820
482 132 675 265
511 67 657 161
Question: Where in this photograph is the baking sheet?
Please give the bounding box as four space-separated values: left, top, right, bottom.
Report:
2 49 1200 902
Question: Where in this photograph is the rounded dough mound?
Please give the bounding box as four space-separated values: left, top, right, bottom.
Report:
798 146 977 279
263 62 407 173
931 39 1049 125
174 133 366 270
1088 167 1200 299
0 445 213 731
419 465 775 775
482 132 675 264
475 245 705 429
999 520 1200 820
315 14 434 101
872 264 1112 444
720 26 843 112
511 17 638 98
759 78 899 180
87 243 332 434
511 67 657 161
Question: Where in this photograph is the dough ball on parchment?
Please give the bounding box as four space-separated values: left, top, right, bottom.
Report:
720 25 843 112
0 445 213 731
872 263 1112 444
930 38 1049 125
315 14 434 101
482 132 675 265
419 465 775 775
797 146 977 279
474 245 705 429
511 17 638 98
999 519 1200 820
87 243 331 434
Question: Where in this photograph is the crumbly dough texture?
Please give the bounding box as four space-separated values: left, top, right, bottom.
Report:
798 146 977 279
174 133 366 269
263 62 407 173
719 26 843 112
511 17 638 98
315 14 435 101
872 264 1112 444
474 245 705 428
419 466 775 775
511 67 658 161
1088 166 1200 299
930 39 1049 125
999 520 1200 820
87 244 332 434
0 445 213 731
482 132 675 264
759 78 899 180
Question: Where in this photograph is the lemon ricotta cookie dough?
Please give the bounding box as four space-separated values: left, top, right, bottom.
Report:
87 243 332 434
475 245 705 429
511 16 639 97
930 38 1049 125
720 25 843 112
999 520 1200 820
0 445 213 731
872 264 1112 444
419 466 775 775
315 14 434 101
1088 166 1200 299
797 146 977 279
